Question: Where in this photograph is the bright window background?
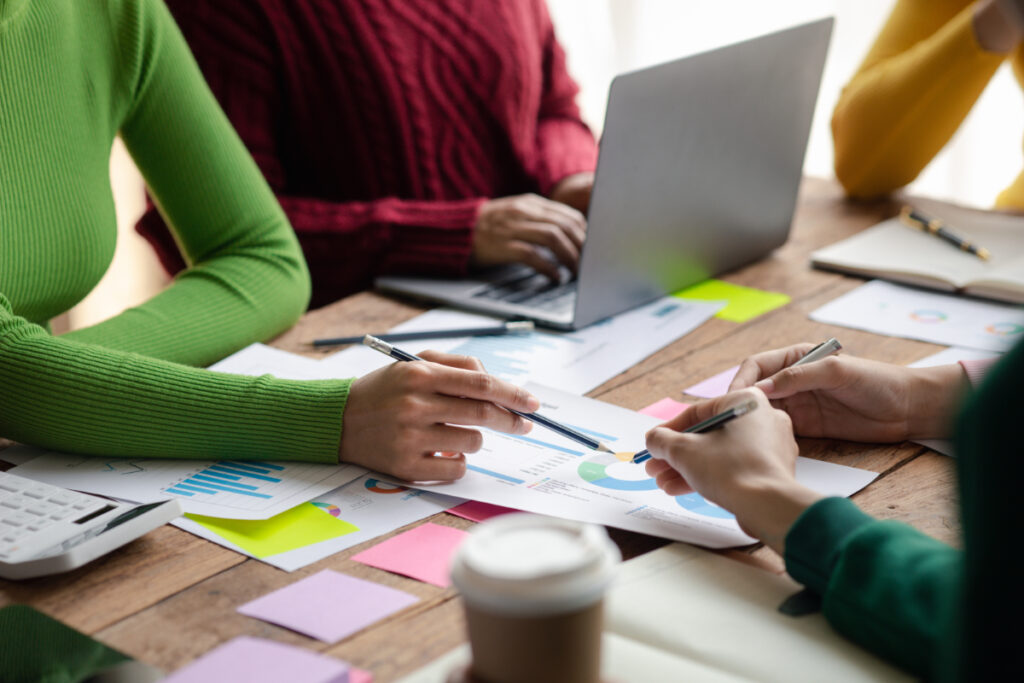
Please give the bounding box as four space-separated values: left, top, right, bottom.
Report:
548 0 1024 208
73 1 1022 330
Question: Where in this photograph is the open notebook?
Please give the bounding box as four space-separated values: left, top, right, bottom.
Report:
398 543 908 682
811 198 1024 304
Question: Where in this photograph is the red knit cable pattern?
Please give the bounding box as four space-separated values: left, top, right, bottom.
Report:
137 0 597 307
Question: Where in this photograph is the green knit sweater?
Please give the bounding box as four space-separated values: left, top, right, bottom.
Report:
785 340 1024 679
0 0 349 462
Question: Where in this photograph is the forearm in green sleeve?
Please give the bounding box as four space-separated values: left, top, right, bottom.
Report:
785 497 961 678
66 0 309 367
1 295 347 463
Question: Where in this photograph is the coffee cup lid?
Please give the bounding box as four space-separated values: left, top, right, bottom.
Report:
450 514 620 616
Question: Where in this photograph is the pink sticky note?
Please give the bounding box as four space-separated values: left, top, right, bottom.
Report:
639 397 692 421
163 636 349 683
447 500 519 523
238 569 418 643
352 522 468 587
350 669 374 683
683 365 740 399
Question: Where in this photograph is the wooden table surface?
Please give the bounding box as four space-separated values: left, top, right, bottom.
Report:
0 178 959 681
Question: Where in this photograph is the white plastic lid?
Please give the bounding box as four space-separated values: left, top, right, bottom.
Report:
450 514 620 616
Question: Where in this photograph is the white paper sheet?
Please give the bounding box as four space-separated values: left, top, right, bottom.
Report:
207 343 328 379
390 384 877 549
9 453 363 520
316 298 723 392
174 474 461 571
810 280 1024 352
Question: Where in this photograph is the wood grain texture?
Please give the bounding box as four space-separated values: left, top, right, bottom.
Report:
4 179 967 682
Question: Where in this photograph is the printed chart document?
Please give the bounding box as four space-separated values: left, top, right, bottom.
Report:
390 384 877 549
810 280 1024 352
207 343 329 379
397 543 908 683
316 298 723 392
9 453 363 520
174 474 460 571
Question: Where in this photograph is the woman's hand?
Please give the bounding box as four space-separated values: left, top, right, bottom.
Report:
472 193 586 280
644 389 821 552
728 344 967 442
339 351 539 482
549 172 595 215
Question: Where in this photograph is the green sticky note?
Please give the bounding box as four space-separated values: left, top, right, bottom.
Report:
186 502 359 558
673 279 790 323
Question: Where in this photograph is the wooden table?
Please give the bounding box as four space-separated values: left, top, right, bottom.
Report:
0 178 959 681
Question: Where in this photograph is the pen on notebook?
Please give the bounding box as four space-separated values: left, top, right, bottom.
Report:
361 335 615 454
899 206 991 262
631 399 758 464
312 320 534 348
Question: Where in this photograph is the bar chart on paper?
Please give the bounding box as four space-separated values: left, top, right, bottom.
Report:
10 454 364 520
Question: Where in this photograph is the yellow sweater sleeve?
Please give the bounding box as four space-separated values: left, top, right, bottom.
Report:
832 1 1006 198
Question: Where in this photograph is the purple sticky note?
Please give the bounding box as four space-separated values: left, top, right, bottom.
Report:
639 398 692 421
683 365 740 399
447 500 519 523
162 636 349 683
351 522 468 587
238 569 418 643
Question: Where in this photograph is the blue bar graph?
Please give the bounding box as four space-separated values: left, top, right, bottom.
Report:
467 465 525 485
505 434 584 457
164 460 282 500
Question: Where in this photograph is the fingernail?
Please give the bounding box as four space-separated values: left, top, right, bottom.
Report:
755 378 775 394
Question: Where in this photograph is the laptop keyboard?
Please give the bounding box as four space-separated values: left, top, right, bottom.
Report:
472 269 578 314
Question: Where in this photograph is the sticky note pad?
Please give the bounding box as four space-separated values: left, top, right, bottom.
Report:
186 503 358 558
238 569 418 643
639 398 691 421
447 501 519 523
674 279 790 323
350 670 373 683
162 636 349 683
684 366 740 399
351 522 468 587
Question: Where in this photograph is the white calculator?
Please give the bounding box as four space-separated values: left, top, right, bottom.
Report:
0 471 182 580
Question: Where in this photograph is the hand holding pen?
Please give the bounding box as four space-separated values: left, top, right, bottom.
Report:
727 338 956 442
362 336 615 454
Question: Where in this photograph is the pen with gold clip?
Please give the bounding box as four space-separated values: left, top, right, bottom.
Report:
899 206 991 261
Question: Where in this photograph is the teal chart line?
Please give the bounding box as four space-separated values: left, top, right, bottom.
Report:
504 433 585 456
560 422 618 442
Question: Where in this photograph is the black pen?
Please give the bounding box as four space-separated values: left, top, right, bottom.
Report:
361 335 615 454
631 399 758 464
899 206 991 261
312 321 534 348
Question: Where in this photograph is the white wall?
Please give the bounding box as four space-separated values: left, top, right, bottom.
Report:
549 0 1024 208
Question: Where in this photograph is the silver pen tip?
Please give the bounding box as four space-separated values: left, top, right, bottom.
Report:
362 335 393 354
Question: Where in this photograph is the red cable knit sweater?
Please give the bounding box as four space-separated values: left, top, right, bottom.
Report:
136 0 598 308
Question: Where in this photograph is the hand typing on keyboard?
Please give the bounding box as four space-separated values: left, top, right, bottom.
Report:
471 194 586 280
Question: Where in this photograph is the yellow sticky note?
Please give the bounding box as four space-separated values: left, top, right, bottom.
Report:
186 502 358 558
673 279 790 323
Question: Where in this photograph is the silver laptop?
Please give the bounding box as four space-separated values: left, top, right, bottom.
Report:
376 18 833 330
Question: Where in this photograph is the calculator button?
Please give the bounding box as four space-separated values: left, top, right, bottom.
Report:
0 482 17 493
49 509 75 521
22 488 47 499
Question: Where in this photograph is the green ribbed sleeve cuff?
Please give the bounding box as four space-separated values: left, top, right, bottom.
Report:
784 497 877 595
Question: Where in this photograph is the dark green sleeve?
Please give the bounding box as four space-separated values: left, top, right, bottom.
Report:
784 497 960 677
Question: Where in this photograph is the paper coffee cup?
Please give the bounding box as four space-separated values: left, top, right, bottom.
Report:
450 514 620 683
